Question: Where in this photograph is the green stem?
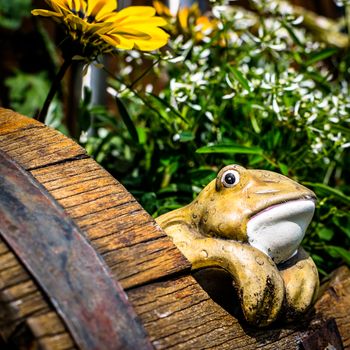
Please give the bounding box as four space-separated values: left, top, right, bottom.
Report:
128 58 160 91
36 58 72 123
346 4 350 45
103 67 166 121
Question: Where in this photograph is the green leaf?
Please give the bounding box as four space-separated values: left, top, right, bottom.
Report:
227 65 251 92
190 168 216 186
115 96 139 144
282 22 303 47
327 246 350 265
333 216 350 239
331 124 350 136
250 112 261 134
278 162 289 176
304 48 338 66
303 182 350 205
196 144 263 155
178 131 195 142
147 93 188 123
317 226 334 241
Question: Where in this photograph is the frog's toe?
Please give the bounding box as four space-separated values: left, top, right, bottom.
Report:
279 248 319 318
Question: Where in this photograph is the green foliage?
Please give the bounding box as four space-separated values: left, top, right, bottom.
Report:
0 0 31 29
5 71 66 132
80 0 350 274
5 71 50 117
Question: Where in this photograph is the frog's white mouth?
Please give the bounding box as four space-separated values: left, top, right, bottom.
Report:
246 199 315 264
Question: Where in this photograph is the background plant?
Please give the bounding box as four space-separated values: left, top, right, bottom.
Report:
1 0 349 276
80 0 350 276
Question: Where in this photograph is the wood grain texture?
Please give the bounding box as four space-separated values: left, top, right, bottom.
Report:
0 108 189 348
30 158 190 289
1 108 349 350
128 266 350 350
0 239 64 346
0 108 42 135
0 109 190 287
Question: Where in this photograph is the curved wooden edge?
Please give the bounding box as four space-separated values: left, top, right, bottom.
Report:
0 108 349 350
0 108 191 287
0 150 153 350
0 108 190 349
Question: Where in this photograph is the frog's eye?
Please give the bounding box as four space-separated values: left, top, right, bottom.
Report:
221 170 240 188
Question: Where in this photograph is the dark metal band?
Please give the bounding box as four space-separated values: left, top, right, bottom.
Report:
0 150 152 350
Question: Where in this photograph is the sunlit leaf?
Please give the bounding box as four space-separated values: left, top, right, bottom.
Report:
227 65 251 92
303 182 350 205
278 162 289 176
327 246 350 265
196 144 263 155
178 131 195 142
304 48 338 66
317 226 334 241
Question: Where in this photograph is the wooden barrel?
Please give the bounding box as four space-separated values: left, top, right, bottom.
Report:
0 108 349 350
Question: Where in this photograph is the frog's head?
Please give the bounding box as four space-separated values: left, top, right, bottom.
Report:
190 164 316 264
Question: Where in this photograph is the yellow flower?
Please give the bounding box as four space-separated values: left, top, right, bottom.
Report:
153 0 172 18
32 0 169 57
153 1 216 42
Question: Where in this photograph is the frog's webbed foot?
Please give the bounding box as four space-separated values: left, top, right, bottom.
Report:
278 247 319 319
161 223 284 327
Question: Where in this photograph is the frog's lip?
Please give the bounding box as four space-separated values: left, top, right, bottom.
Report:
249 195 316 220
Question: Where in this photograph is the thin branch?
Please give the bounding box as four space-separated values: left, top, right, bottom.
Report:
35 58 72 123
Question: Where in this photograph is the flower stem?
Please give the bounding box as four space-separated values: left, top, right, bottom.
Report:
36 58 72 123
346 4 350 45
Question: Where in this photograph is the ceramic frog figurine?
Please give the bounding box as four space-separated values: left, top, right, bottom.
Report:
156 164 319 327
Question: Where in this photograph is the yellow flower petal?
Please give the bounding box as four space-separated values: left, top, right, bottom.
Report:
101 34 134 50
114 6 156 18
44 1 71 17
178 7 189 31
46 0 70 12
31 9 63 17
153 0 171 17
134 37 168 51
110 15 167 27
112 28 152 40
33 0 168 55
130 27 169 50
86 0 117 21
68 0 87 14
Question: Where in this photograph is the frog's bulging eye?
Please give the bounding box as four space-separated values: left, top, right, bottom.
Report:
221 170 240 187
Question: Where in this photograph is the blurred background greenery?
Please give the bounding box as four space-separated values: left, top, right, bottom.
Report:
0 0 349 275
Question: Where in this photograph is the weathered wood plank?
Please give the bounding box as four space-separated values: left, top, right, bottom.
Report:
128 266 350 350
0 241 75 348
31 158 190 287
107 240 189 289
0 237 74 348
0 149 153 350
0 109 190 291
3 108 348 350
28 313 75 350
0 280 37 302
27 312 66 337
0 108 42 135
0 263 30 290
0 109 189 347
0 120 86 170
37 334 75 350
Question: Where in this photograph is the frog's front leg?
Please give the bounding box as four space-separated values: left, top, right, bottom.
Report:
160 221 285 327
278 247 319 318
